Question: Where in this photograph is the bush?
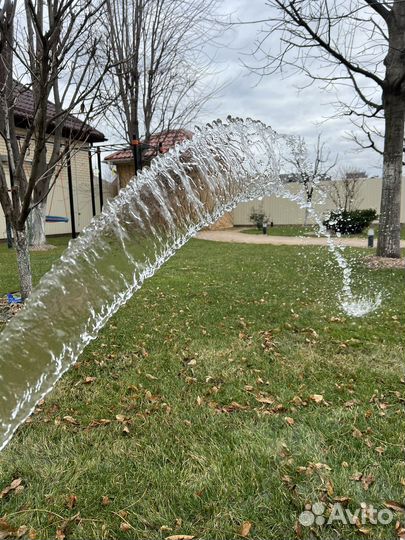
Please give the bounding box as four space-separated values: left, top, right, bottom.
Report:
323 209 378 235
250 209 267 229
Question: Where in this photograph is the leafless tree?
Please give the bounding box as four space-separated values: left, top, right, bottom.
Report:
0 0 109 299
285 134 336 225
103 0 222 153
327 168 366 212
252 0 404 258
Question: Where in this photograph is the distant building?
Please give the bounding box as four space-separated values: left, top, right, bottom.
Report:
105 129 193 190
0 84 107 239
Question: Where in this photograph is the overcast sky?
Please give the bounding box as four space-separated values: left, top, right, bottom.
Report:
198 0 383 177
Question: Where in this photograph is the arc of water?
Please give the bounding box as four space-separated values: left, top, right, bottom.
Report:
0 117 380 452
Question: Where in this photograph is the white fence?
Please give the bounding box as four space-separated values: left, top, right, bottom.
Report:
233 177 405 226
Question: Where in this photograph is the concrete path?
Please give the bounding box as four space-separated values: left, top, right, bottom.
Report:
196 228 405 248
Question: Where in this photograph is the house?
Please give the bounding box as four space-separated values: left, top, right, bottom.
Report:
0 85 108 240
105 128 234 230
105 129 193 190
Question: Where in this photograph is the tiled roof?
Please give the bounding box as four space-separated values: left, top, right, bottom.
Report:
13 83 106 143
105 129 193 162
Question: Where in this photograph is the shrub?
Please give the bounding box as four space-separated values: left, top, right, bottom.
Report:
250 209 267 229
323 209 378 235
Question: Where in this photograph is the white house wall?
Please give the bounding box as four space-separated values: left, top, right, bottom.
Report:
0 140 115 240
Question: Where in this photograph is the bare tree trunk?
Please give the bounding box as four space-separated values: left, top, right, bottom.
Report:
377 99 405 258
14 226 32 300
28 201 47 247
303 207 309 226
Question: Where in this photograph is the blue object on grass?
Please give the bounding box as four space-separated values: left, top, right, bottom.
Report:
7 293 22 304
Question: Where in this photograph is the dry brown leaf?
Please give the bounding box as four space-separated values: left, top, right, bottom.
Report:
63 415 79 425
285 417 295 426
361 475 375 490
15 525 28 539
0 478 23 499
294 520 303 539
102 495 111 506
350 472 363 481
122 425 130 435
83 376 96 384
333 496 351 505
88 418 111 428
326 480 334 496
309 394 324 404
352 428 363 438
55 529 65 540
115 414 126 423
240 521 252 537
120 522 132 532
255 396 275 405
165 536 195 540
385 501 405 513
66 494 77 510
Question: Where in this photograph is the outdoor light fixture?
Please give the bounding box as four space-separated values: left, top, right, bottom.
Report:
368 228 375 248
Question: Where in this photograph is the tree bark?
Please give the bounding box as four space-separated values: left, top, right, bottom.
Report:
377 94 404 258
28 201 47 247
14 226 33 300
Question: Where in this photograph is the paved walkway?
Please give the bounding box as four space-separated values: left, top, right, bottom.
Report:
196 228 405 248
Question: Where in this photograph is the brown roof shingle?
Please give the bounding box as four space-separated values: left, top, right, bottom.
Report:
105 129 193 163
13 83 106 143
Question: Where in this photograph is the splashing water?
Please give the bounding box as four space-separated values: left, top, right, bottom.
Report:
275 186 382 317
0 117 380 451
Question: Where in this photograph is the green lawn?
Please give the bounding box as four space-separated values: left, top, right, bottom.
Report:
241 225 316 237
0 237 404 539
241 224 405 240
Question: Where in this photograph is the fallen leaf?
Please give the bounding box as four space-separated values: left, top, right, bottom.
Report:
240 521 252 537
83 376 96 384
16 526 28 539
55 529 65 540
352 428 363 438
122 425 130 435
326 480 334 496
120 522 131 532
115 414 126 423
361 475 375 490
255 396 275 405
285 417 295 426
358 528 371 535
102 496 111 506
63 415 79 425
88 418 111 428
0 478 23 499
333 496 351 505
309 394 324 404
350 472 363 481
385 501 405 513
66 494 77 510
294 520 303 538
165 536 195 540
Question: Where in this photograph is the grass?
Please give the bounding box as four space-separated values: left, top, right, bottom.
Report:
0 236 404 539
240 225 316 237
241 223 405 240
